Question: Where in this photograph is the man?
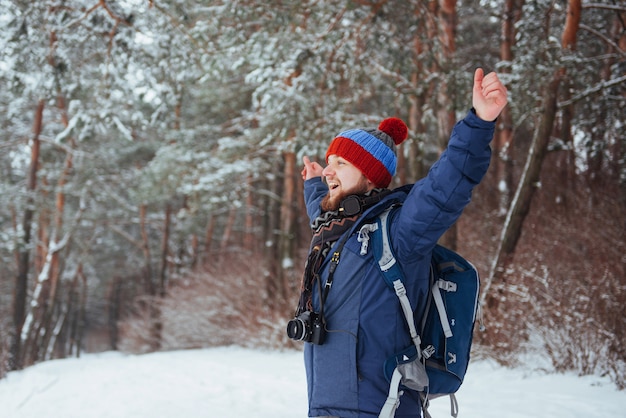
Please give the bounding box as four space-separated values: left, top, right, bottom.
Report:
292 68 507 417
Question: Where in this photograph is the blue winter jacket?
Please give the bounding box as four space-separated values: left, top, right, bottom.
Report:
301 110 495 418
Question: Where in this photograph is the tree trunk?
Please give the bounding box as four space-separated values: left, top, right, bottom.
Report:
561 0 581 50
482 72 562 307
77 269 88 356
67 263 86 357
147 204 171 350
278 150 297 303
435 0 458 250
406 71 425 182
220 206 237 252
9 99 44 371
108 276 123 350
189 233 199 270
556 0 582 198
406 24 427 183
159 204 171 298
264 161 283 307
201 214 216 266
494 0 524 214
599 8 626 203
45 310 66 361
139 204 154 295
244 174 255 251
35 178 50 279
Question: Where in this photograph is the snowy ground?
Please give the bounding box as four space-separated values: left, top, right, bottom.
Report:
1 346 625 418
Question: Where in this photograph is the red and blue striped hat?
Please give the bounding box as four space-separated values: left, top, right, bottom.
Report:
326 117 408 188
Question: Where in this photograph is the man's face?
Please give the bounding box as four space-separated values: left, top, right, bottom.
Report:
321 155 374 212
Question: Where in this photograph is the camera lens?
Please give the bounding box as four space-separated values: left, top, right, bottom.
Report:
286 317 307 341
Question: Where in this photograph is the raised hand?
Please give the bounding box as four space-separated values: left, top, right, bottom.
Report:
301 156 324 181
472 68 508 122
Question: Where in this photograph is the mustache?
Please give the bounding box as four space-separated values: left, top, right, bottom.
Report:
321 182 370 212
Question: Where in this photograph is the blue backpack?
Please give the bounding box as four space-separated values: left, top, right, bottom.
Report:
365 207 482 418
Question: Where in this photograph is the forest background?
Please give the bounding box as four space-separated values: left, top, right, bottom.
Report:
1 0 624 390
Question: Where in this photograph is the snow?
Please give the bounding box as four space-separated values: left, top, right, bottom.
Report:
1 346 625 418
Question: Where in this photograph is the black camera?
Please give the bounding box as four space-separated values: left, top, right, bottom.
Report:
286 311 326 345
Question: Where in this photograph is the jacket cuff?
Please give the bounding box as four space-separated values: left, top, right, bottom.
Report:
467 107 498 126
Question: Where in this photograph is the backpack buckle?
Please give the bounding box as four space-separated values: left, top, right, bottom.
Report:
437 279 457 292
422 345 435 359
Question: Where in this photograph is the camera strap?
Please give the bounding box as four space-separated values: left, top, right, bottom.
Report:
307 190 392 323
319 231 351 320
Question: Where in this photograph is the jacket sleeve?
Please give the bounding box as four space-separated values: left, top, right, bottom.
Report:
303 177 328 223
392 109 495 261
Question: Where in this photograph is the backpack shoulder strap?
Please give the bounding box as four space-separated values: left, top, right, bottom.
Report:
372 207 422 354
373 207 428 418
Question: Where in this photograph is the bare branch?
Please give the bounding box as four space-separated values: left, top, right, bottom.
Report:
559 74 626 107
579 24 626 55
582 3 626 12
109 224 144 250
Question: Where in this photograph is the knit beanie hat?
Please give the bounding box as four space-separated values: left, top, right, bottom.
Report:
325 117 408 188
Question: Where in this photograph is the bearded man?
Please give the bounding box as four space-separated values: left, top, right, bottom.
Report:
291 68 508 418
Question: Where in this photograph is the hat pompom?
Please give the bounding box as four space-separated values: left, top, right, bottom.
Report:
378 117 408 145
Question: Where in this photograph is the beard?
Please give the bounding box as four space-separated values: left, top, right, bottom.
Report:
320 178 371 213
